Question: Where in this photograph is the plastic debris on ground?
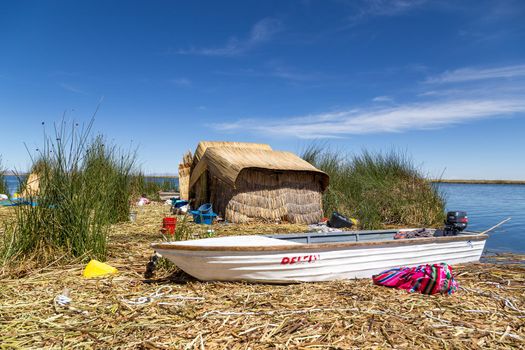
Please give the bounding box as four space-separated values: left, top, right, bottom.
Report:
137 195 151 206
172 199 189 214
308 221 343 233
82 260 118 278
327 211 358 228
190 203 217 225
54 288 72 306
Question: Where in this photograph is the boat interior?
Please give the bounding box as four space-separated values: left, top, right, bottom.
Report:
266 229 479 244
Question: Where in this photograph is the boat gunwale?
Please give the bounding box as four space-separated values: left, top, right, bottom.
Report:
151 233 488 252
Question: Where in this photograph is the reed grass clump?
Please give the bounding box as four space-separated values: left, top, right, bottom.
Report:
303 146 445 229
0 120 138 266
84 136 137 223
0 156 8 195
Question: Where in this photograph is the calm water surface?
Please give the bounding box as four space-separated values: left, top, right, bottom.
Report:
4 176 523 253
5 175 24 194
3 175 177 194
438 183 525 254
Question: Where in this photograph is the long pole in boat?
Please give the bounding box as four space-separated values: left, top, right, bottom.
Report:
479 217 511 235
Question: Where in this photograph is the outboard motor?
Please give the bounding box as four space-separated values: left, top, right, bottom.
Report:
443 211 468 236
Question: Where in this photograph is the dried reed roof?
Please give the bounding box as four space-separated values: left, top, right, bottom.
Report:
193 141 272 166
20 172 39 198
190 147 329 190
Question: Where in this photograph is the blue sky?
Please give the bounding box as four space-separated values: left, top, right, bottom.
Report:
1 0 525 179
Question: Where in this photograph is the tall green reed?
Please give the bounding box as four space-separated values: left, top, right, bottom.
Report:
84 136 137 223
1 119 138 266
303 146 445 229
0 156 8 196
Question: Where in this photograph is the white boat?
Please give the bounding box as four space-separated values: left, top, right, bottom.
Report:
151 229 488 283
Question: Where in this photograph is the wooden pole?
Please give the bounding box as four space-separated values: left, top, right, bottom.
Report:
479 217 511 235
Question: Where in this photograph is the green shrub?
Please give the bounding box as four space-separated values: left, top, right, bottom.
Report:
303 146 445 229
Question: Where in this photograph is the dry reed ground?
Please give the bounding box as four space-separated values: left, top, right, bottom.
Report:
0 204 524 349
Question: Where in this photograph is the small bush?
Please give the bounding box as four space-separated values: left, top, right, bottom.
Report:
303 146 445 229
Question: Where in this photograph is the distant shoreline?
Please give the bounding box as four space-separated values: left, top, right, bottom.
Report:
3 173 522 183
432 179 525 185
4 172 178 179
145 175 179 179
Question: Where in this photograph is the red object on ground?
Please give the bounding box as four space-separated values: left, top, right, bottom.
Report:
162 217 177 235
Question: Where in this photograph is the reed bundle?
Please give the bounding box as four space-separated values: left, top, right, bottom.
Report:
178 163 191 201
178 150 193 200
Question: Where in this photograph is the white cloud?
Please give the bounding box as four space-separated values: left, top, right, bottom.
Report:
212 63 525 139
426 64 525 84
214 98 525 139
177 18 282 57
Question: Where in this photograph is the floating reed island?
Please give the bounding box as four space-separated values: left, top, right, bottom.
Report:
1 132 523 348
1 204 524 349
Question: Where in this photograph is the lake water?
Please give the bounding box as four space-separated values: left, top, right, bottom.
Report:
3 176 523 253
143 176 179 189
5 175 24 194
438 183 524 254
3 175 178 194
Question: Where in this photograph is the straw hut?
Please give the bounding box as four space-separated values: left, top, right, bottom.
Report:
189 143 329 224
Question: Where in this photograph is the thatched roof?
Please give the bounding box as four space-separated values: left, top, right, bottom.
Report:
190 147 329 190
193 141 272 167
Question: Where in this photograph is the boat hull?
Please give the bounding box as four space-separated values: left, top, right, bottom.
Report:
153 235 486 283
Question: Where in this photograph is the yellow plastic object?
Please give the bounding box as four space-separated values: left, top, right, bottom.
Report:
82 260 118 278
350 218 359 226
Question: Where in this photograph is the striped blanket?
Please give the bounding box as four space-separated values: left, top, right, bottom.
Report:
372 263 458 295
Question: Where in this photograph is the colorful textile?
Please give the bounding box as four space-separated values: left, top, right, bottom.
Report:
372 263 458 295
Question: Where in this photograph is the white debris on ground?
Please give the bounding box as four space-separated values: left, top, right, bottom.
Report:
308 222 343 233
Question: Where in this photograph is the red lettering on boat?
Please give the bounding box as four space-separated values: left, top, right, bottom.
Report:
281 254 320 265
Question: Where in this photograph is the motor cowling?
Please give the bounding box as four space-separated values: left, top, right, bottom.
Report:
444 211 468 234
